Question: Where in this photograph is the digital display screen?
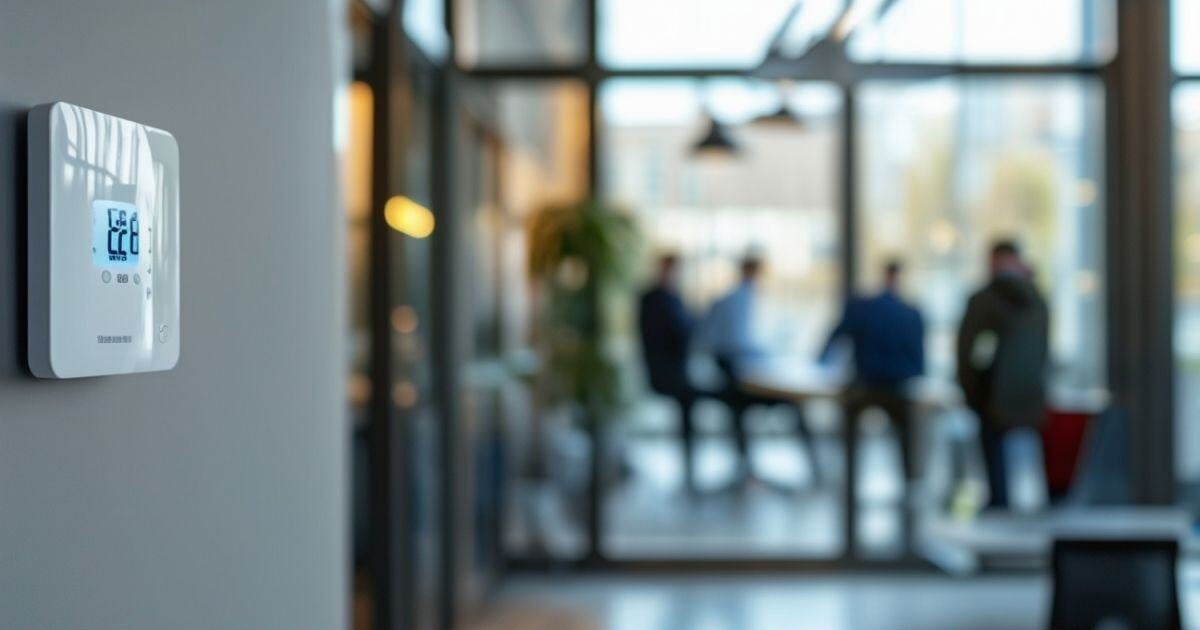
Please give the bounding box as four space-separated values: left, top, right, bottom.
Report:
91 200 140 267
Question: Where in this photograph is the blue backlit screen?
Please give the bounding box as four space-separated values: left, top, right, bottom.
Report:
91 200 140 268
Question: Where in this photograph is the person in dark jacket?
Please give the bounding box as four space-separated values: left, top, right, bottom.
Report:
638 254 707 492
956 240 1050 508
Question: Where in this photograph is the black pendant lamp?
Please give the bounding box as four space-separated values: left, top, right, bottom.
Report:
690 115 740 159
752 80 805 128
750 103 804 128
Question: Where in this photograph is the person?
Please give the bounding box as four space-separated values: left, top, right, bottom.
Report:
638 254 708 492
821 260 925 486
700 255 819 486
702 256 767 379
956 240 1049 509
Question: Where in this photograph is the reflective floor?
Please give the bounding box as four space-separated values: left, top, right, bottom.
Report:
604 399 907 558
473 573 1048 630
472 568 1200 630
504 397 926 559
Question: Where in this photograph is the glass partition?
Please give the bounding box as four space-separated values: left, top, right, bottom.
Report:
599 78 847 557
1174 85 1200 491
456 0 587 67
603 79 842 359
466 81 592 560
455 0 1138 570
393 51 443 630
857 78 1106 394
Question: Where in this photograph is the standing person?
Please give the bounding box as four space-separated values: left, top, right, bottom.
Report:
638 254 706 492
700 255 819 486
956 240 1050 509
822 260 925 488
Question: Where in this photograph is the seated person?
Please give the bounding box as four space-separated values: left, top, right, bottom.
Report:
700 255 819 486
638 254 709 492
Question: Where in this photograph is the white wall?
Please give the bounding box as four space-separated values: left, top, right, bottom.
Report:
0 1 346 628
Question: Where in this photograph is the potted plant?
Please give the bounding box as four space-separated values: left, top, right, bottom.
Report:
526 197 642 556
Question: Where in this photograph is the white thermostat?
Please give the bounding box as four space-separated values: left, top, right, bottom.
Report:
28 102 180 378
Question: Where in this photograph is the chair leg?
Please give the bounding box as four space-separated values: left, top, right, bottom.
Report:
794 407 822 485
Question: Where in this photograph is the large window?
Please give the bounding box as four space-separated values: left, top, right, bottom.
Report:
600 79 846 558
1175 86 1200 485
474 81 593 560
1176 0 1200 74
857 78 1106 392
603 79 843 358
455 0 1128 568
599 0 812 69
456 0 586 67
849 0 1116 64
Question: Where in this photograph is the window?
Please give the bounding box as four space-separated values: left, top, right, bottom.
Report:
857 78 1106 392
478 81 593 560
404 0 449 61
1176 0 1200 74
849 0 1116 65
491 81 591 213
600 79 846 557
603 79 843 358
600 0 833 68
456 0 586 67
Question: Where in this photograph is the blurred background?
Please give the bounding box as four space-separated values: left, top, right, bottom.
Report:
9 1 1200 629
344 0 1194 628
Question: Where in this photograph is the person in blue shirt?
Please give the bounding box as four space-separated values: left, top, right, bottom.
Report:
822 260 925 484
701 255 819 486
700 257 765 374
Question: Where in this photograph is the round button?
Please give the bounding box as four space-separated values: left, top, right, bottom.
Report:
133 273 140 285
101 270 111 284
157 324 169 343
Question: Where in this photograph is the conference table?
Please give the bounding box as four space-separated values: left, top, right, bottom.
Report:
734 357 962 560
736 358 963 412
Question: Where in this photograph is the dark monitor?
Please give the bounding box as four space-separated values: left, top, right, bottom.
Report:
1049 539 1181 630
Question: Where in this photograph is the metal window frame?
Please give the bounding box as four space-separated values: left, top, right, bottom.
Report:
360 2 462 629
441 0 1177 573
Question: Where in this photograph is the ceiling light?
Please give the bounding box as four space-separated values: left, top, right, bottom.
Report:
385 195 435 238
690 116 740 159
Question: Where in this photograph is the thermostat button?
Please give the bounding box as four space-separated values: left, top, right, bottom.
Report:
101 270 111 283
133 273 140 285
157 324 168 343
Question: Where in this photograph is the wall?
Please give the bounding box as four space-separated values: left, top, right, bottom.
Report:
0 1 346 628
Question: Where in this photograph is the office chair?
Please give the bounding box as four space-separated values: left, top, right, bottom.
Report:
1049 539 1181 630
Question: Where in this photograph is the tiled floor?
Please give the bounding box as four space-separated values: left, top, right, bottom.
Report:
474 573 1051 630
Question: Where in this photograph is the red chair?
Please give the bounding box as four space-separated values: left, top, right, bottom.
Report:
1041 408 1092 499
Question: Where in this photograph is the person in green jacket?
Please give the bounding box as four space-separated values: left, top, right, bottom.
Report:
956 240 1050 508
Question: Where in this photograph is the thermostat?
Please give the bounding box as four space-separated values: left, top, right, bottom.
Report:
28 102 180 378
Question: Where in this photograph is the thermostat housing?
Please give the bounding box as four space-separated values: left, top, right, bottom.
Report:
28 102 180 378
